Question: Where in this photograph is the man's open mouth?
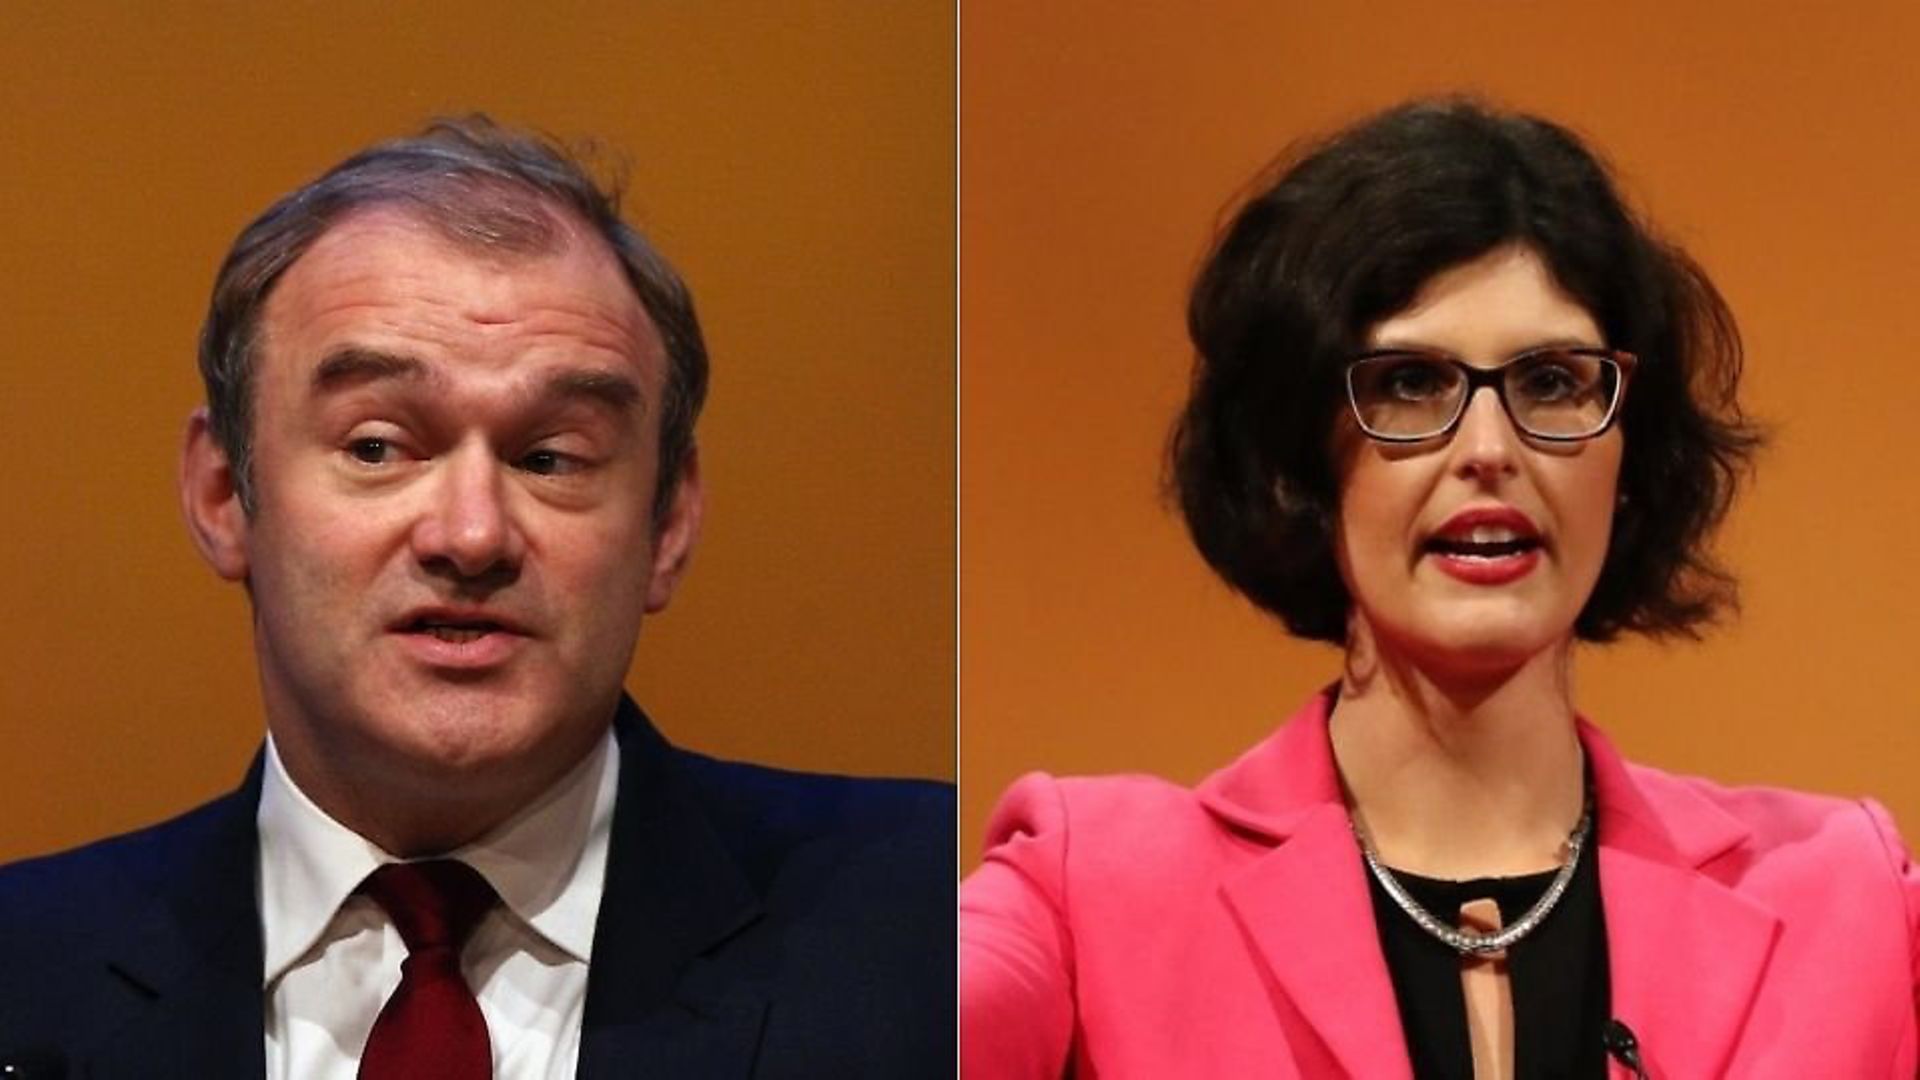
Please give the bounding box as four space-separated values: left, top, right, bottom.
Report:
404 618 508 644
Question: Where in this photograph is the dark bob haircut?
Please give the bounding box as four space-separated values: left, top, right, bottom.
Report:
1168 98 1761 643
199 114 707 524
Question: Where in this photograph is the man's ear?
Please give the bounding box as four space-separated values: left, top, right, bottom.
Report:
644 447 703 613
179 407 251 581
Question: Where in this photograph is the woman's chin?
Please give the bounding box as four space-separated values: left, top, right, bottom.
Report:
1360 610 1571 684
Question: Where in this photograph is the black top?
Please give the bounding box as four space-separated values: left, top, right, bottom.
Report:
1367 837 1611 1078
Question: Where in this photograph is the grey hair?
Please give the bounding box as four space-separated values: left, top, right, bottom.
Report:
197 115 708 521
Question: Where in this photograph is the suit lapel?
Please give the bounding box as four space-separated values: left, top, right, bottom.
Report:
1583 724 1781 1076
577 699 768 1080
89 761 267 1080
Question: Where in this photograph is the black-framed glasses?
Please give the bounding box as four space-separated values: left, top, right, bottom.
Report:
1344 347 1636 443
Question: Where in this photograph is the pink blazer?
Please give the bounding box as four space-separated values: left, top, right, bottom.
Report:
961 692 1920 1077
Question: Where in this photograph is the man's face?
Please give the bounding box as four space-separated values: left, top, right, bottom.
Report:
185 207 698 840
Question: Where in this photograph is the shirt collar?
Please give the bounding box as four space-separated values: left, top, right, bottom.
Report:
257 729 620 988
457 732 618 963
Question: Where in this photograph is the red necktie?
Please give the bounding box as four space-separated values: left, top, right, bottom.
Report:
357 859 497 1080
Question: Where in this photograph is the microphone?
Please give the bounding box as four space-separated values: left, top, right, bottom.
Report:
1604 1019 1648 1079
0 1046 68 1079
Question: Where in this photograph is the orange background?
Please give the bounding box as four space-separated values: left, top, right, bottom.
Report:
962 3 1920 864
0 3 954 864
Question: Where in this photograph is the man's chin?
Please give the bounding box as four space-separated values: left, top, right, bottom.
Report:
374 698 554 768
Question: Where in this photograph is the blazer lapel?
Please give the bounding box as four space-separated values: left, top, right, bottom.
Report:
1582 723 1781 1077
1200 693 1414 1078
1218 804 1413 1078
88 762 267 1080
1598 851 1778 1075
577 700 768 1080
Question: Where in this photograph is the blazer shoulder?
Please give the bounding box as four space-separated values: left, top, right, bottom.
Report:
1623 760 1914 902
0 785 252 929
661 747 955 896
976 770 1241 901
983 769 1212 845
1626 760 1887 847
667 747 952 837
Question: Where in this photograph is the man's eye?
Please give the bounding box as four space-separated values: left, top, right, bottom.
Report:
347 437 395 464
520 449 580 476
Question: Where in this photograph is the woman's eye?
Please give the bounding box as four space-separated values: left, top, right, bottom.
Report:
347 437 395 464
1381 361 1449 400
1517 363 1582 402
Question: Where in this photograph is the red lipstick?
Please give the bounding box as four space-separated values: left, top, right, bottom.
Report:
1423 506 1543 586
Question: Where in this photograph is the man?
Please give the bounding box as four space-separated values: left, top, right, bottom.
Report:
0 118 953 1078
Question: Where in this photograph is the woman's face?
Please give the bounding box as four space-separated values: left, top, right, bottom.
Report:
1333 244 1622 674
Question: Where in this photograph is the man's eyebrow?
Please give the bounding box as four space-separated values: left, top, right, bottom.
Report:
311 347 432 393
310 348 643 416
541 368 645 416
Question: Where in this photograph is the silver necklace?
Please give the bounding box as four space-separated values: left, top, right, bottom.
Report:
1352 798 1593 958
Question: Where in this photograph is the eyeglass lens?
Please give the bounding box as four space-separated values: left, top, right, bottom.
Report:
1347 351 1621 440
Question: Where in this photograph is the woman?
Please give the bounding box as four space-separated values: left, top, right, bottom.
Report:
960 99 1920 1078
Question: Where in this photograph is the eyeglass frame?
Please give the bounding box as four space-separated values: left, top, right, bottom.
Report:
1342 346 1638 444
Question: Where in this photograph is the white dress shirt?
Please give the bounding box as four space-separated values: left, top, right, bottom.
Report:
257 732 619 1080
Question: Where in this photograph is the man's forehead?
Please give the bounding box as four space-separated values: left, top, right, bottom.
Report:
289 203 627 295
259 204 665 377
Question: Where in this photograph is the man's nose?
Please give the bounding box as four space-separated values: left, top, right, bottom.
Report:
1449 384 1523 481
410 441 524 582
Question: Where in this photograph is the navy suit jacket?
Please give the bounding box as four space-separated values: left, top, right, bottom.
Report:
0 698 954 1078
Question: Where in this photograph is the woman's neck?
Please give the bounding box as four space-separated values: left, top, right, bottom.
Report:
1329 629 1587 881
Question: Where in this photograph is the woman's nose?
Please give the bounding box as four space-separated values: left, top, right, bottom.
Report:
1449 385 1523 481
